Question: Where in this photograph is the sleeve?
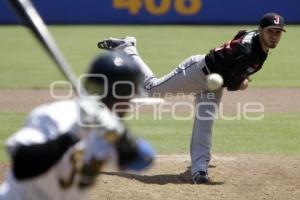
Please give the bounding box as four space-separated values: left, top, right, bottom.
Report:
225 43 251 91
6 112 63 153
6 106 80 180
10 130 78 180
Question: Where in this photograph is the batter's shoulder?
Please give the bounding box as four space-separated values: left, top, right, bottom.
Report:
26 100 79 136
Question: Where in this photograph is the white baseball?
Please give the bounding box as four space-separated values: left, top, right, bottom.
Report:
206 73 223 90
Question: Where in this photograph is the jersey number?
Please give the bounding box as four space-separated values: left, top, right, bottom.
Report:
58 150 104 190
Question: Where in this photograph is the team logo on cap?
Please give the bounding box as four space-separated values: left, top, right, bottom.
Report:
274 15 280 25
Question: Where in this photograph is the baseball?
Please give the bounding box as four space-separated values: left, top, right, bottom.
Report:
206 73 223 90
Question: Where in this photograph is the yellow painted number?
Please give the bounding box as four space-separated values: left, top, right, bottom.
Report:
113 0 202 16
113 0 142 15
144 0 171 16
175 0 202 15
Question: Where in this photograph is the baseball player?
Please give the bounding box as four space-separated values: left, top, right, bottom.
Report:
97 13 285 184
0 51 155 200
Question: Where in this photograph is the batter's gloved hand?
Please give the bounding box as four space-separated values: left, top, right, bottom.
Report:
74 99 125 143
115 131 155 171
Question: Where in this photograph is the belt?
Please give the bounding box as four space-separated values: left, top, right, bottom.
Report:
202 66 210 75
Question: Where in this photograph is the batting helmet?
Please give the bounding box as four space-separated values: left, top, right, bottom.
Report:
84 50 143 103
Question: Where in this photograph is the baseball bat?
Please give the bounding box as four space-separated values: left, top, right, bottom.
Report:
6 0 127 135
6 0 86 97
6 0 155 167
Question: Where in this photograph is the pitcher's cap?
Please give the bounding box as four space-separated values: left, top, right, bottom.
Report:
259 13 286 32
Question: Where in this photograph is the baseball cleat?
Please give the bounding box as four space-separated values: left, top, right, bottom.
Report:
97 36 136 50
192 171 209 184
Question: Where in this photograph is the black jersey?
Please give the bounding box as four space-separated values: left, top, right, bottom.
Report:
205 30 268 91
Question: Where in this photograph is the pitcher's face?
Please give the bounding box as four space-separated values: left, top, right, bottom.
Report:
259 28 283 49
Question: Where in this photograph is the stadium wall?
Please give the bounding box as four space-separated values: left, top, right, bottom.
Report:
0 0 299 24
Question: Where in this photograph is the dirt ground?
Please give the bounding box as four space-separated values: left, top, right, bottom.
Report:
0 88 300 199
89 154 300 200
1 88 300 113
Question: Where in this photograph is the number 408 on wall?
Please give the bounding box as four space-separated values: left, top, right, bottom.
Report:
113 0 202 16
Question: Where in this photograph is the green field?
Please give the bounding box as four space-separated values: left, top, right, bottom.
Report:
128 113 300 155
0 113 300 162
0 25 299 162
0 25 299 88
